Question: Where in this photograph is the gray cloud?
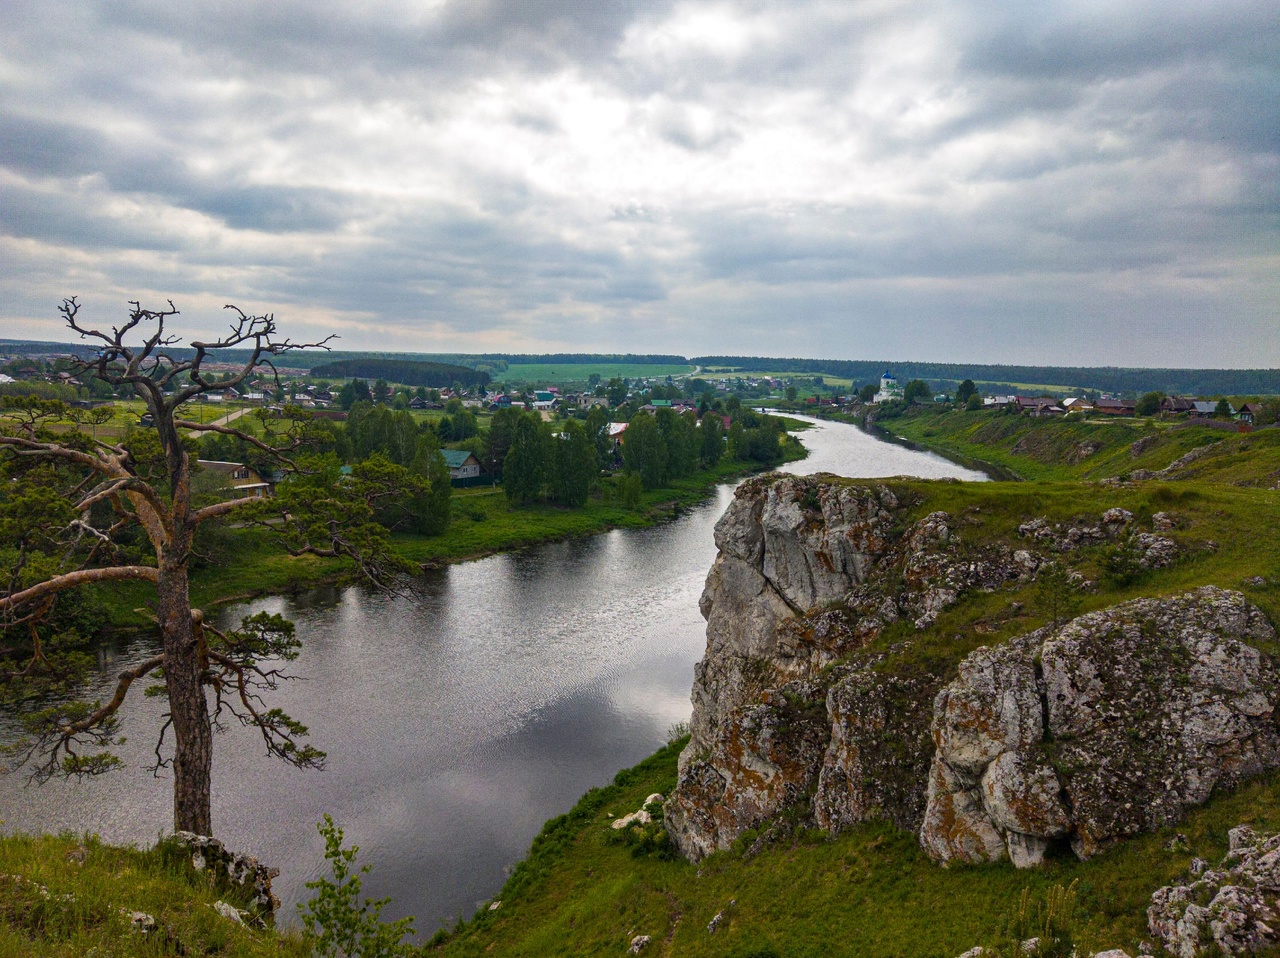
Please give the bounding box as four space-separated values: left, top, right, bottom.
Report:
0 0 1275 364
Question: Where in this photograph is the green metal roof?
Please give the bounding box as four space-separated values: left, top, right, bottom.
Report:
440 449 477 467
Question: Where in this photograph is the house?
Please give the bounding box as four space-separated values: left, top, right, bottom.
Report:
440 449 482 485
1029 403 1066 418
197 460 274 498
599 421 628 458
1238 402 1266 425
1161 396 1196 415
983 395 1017 407
1015 396 1060 414
872 371 904 404
1062 398 1094 414
1190 401 1227 418
1092 398 1136 416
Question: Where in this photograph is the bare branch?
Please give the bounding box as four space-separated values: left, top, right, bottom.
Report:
0 565 159 613
189 494 268 526
173 418 300 470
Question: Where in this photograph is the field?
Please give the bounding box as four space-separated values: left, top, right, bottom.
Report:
700 366 854 388
502 363 695 383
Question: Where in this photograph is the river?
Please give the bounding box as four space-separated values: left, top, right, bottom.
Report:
0 415 985 931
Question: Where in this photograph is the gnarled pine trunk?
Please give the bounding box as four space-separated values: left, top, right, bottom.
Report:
157 537 212 835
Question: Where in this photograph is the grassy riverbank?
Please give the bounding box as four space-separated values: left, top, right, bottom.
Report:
430 746 1280 958
93 439 807 629
840 405 1280 485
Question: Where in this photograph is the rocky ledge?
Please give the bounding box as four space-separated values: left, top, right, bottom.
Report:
665 474 1280 869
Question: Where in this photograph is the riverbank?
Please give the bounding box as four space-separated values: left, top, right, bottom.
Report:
818 404 1280 485
93 439 809 629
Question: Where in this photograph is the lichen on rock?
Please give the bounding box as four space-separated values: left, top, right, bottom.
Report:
921 587 1280 866
667 474 1280 871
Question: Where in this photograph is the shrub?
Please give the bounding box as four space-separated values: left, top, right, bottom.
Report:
298 815 416 958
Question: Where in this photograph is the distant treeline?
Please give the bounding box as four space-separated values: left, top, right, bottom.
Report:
453 353 688 366
692 357 1280 397
5 338 1277 396
309 358 490 388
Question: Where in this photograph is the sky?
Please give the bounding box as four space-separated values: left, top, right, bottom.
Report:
0 0 1276 366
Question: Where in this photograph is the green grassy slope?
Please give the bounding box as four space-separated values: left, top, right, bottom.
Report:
434 746 1280 958
0 834 310 957
876 407 1280 484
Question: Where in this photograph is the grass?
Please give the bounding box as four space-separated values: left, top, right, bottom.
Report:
864 406 1280 485
0 833 310 957
431 742 1280 958
502 364 696 383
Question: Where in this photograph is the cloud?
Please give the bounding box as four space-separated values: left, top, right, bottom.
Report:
0 0 1275 364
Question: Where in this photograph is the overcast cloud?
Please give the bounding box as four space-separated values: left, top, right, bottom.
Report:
0 0 1276 364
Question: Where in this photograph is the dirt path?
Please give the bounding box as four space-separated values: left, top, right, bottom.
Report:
186 405 253 436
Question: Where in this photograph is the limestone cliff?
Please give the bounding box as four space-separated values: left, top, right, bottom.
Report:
665 474 1280 869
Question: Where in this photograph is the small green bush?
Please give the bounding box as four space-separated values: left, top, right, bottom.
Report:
298 815 417 958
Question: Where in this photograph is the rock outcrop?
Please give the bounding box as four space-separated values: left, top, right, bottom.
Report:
922 588 1279 866
666 474 1280 868
668 475 1032 860
169 832 280 918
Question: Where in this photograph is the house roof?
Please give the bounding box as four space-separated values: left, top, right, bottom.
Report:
440 449 479 468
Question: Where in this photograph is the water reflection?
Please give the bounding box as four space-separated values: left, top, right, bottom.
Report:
0 416 983 930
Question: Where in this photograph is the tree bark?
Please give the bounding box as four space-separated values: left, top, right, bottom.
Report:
157 543 212 836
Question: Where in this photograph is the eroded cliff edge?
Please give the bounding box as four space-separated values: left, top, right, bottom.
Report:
665 473 1280 868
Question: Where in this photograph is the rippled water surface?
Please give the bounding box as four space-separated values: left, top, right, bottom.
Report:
0 416 985 929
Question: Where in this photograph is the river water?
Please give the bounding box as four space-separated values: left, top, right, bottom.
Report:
0 415 985 931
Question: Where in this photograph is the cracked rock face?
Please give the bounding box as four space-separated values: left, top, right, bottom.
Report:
921 588 1280 866
683 475 901 770
666 475 1280 870
669 475 903 859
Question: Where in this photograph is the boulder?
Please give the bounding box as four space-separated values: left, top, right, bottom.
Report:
922 588 1280 865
